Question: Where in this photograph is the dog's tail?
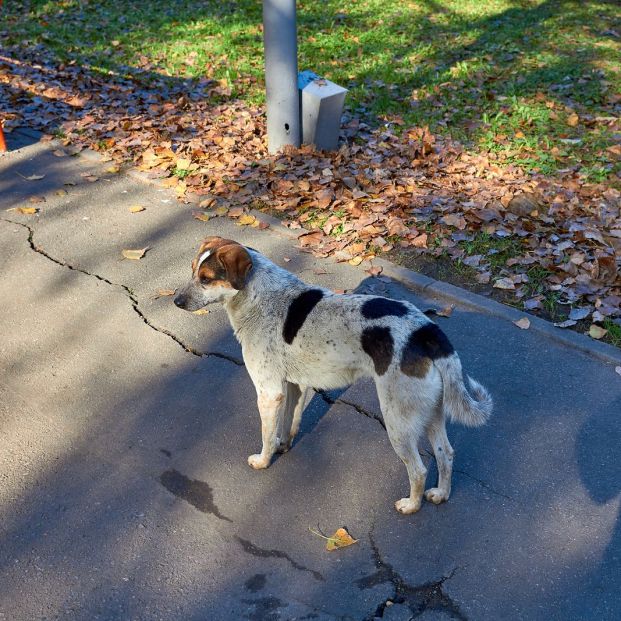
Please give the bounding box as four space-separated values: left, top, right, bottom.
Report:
434 353 492 427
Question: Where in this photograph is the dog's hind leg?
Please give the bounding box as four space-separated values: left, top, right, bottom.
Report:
377 384 427 514
424 407 454 504
248 385 286 470
277 383 310 453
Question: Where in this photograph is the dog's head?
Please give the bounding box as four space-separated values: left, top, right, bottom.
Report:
174 237 253 311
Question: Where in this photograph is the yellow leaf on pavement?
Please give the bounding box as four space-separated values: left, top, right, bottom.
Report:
7 206 39 214
238 214 257 226
348 256 363 266
129 205 145 213
309 526 358 551
122 247 150 260
192 308 210 315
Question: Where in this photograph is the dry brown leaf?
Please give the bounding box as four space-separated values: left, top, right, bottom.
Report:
153 288 176 299
192 210 210 222
365 265 383 277
513 317 531 330
437 304 455 318
493 277 515 290
588 324 607 339
566 113 580 127
122 247 150 260
129 205 146 213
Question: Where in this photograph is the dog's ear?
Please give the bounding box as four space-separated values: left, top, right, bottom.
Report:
216 244 253 290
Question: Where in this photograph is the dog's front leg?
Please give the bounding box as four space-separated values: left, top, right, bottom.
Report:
248 389 286 470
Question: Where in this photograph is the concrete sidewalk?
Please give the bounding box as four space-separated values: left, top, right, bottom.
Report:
1 129 620 621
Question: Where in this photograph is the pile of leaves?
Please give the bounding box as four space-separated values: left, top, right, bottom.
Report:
2 45 620 329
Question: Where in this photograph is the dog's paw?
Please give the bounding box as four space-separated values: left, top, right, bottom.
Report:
248 454 271 469
276 438 292 454
394 497 421 514
424 487 449 504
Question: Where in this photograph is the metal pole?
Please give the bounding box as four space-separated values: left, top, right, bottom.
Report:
263 0 300 153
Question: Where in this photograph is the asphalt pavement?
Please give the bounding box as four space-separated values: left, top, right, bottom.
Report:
1 128 620 621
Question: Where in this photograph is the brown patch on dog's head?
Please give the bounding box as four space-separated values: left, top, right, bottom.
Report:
193 237 253 290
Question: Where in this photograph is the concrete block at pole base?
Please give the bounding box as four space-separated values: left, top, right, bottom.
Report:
298 70 348 151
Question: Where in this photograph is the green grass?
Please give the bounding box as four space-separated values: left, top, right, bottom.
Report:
603 319 621 347
459 232 523 270
3 0 621 180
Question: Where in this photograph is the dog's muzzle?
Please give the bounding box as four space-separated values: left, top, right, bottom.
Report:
174 292 188 309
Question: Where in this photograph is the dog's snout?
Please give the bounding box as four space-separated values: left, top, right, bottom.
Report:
174 292 187 308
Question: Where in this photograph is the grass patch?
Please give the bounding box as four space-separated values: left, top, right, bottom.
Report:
4 0 621 180
459 232 522 270
603 319 621 347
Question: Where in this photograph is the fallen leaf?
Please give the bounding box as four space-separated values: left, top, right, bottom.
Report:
568 307 590 321
554 319 577 328
493 277 515 290
365 265 383 277
105 165 121 174
283 257 291 262
129 205 146 213
55 189 68 196
566 113 580 127
192 210 210 222
122 247 150 260
588 324 607 340
615 366 621 377
437 304 455 318
309 527 358 551
325 527 358 551
513 317 530 330
348 256 363 266
192 308 210 315
7 206 39 214
238 214 257 226
29 195 46 203
18 173 45 181
334 289 346 294
52 149 67 157
153 288 176 299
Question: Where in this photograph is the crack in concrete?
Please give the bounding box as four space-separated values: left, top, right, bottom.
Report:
317 390 386 430
2 218 244 366
419 448 513 501
356 530 466 620
235 536 325 582
453 468 513 501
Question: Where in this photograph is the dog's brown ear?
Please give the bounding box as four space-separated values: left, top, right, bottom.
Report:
216 244 253 290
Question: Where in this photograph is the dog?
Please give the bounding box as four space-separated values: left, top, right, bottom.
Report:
174 236 492 514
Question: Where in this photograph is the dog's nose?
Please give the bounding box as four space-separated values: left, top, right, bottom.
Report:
174 293 187 308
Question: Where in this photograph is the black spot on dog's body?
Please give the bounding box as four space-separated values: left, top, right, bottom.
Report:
361 326 394 376
401 323 454 377
361 297 409 320
283 289 324 344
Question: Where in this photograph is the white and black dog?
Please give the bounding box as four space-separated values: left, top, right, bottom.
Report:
174 236 492 514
